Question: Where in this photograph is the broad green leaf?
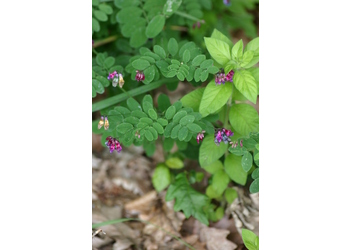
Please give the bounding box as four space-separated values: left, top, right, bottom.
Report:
98 4 113 15
130 26 148 48
225 188 238 204
204 37 231 66
242 229 259 250
157 94 171 112
192 55 206 66
240 50 254 67
243 37 259 68
103 57 115 69
246 67 259 94
96 76 110 87
166 173 209 225
92 79 104 94
163 0 182 17
199 80 233 117
144 130 153 141
229 104 259 136
152 164 171 192
140 117 153 125
231 39 243 61
242 151 253 172
233 70 258 104
177 72 185 81
224 154 247 185
207 66 219 74
168 38 178 56
94 10 108 22
92 0 99 6
146 15 165 38
206 185 221 199
211 29 233 48
199 134 228 167
165 106 176 119
200 70 209 82
154 45 166 59
165 157 184 169
250 178 259 193
181 88 204 112
131 110 147 118
202 160 223 174
212 170 230 195
215 207 224 221
132 59 150 70
116 6 142 24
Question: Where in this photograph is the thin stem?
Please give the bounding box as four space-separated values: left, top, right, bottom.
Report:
92 48 99 55
169 25 188 32
174 10 205 23
224 83 234 156
93 35 118 48
139 1 149 23
92 218 195 250
92 78 176 112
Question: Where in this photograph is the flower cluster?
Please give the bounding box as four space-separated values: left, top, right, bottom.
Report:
196 131 205 144
135 70 145 81
223 0 231 6
108 71 125 88
105 136 122 153
192 21 201 29
215 70 234 85
230 140 243 148
214 128 234 146
98 116 109 130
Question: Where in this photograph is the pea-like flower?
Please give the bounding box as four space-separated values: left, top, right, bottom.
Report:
214 128 234 146
226 70 234 82
105 136 122 153
196 131 205 144
223 0 231 6
135 70 145 81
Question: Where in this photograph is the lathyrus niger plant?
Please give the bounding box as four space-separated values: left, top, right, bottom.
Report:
92 0 259 226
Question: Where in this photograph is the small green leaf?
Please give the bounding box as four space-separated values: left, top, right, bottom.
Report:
200 59 213 69
92 17 100 32
131 110 147 118
143 65 156 84
165 106 176 120
145 130 154 141
130 26 148 48
242 229 259 250
180 115 195 125
186 123 202 133
212 170 230 195
231 39 243 61
152 164 171 192
192 55 206 66
252 168 259 179
132 59 150 70
154 45 166 59
127 98 142 111
94 10 108 22
177 72 185 81
163 0 182 17
157 94 171 112
225 188 238 204
224 154 247 185
98 4 113 15
173 111 187 123
116 6 142 24
250 178 259 193
146 15 165 38
114 0 140 8
204 37 231 66
200 70 209 82
207 66 219 74
171 124 181 139
242 151 253 172
182 49 190 63
116 123 133 134
153 122 164 134
211 29 233 47
164 122 176 137
178 126 189 141
168 38 179 56
163 137 174 151
241 50 254 67
157 118 168 126
92 79 104 94
202 160 223 174
148 109 158 120
165 157 184 169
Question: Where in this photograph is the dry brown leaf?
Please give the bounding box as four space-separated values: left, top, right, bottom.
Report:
199 225 237 250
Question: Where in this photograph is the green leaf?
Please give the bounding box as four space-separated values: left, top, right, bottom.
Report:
149 126 158 139
225 188 238 204
92 79 104 94
178 126 189 141
96 76 110 87
131 110 147 118
143 65 156 84
204 37 231 66
202 160 223 174
186 123 202 133
157 118 168 126
180 115 195 126
153 122 164 134
242 151 253 172
241 50 254 68
212 170 230 195
114 0 140 8
140 117 153 125
229 104 259 136
211 29 233 48
199 134 228 167
199 80 233 117
157 94 171 112
144 130 154 141
207 66 219 74
242 229 259 250
94 10 108 22
130 26 148 48
96 54 105 66
165 106 176 119
166 173 209 225
252 168 259 179
154 45 166 59
98 4 113 15
246 67 259 94
233 69 258 103
127 98 142 111
181 88 204 112
152 164 171 192
148 109 158 120
92 17 100 32
132 59 150 70
167 38 179 56
165 157 184 169
177 72 185 81
164 122 175 137
200 59 213 69
163 0 182 17
173 110 187 123
116 6 142 23
231 39 243 61
192 55 206 67
200 70 209 82
163 137 174 151
206 185 221 199
116 123 133 134
250 178 259 193
171 124 181 139
146 15 165 38
224 154 247 185
182 49 190 63
92 0 99 6
103 57 115 69
243 37 259 68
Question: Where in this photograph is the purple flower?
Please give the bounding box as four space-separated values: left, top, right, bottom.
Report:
225 70 234 82
108 71 118 80
196 131 205 144
105 136 122 153
223 0 231 6
135 70 145 81
214 128 234 146
215 72 226 85
240 140 243 147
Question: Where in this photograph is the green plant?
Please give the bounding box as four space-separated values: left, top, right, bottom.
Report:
242 229 259 250
92 0 259 226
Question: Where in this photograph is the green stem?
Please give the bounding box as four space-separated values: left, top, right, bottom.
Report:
139 1 149 23
174 10 205 23
92 78 174 112
92 218 195 250
224 84 234 156
93 35 118 48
